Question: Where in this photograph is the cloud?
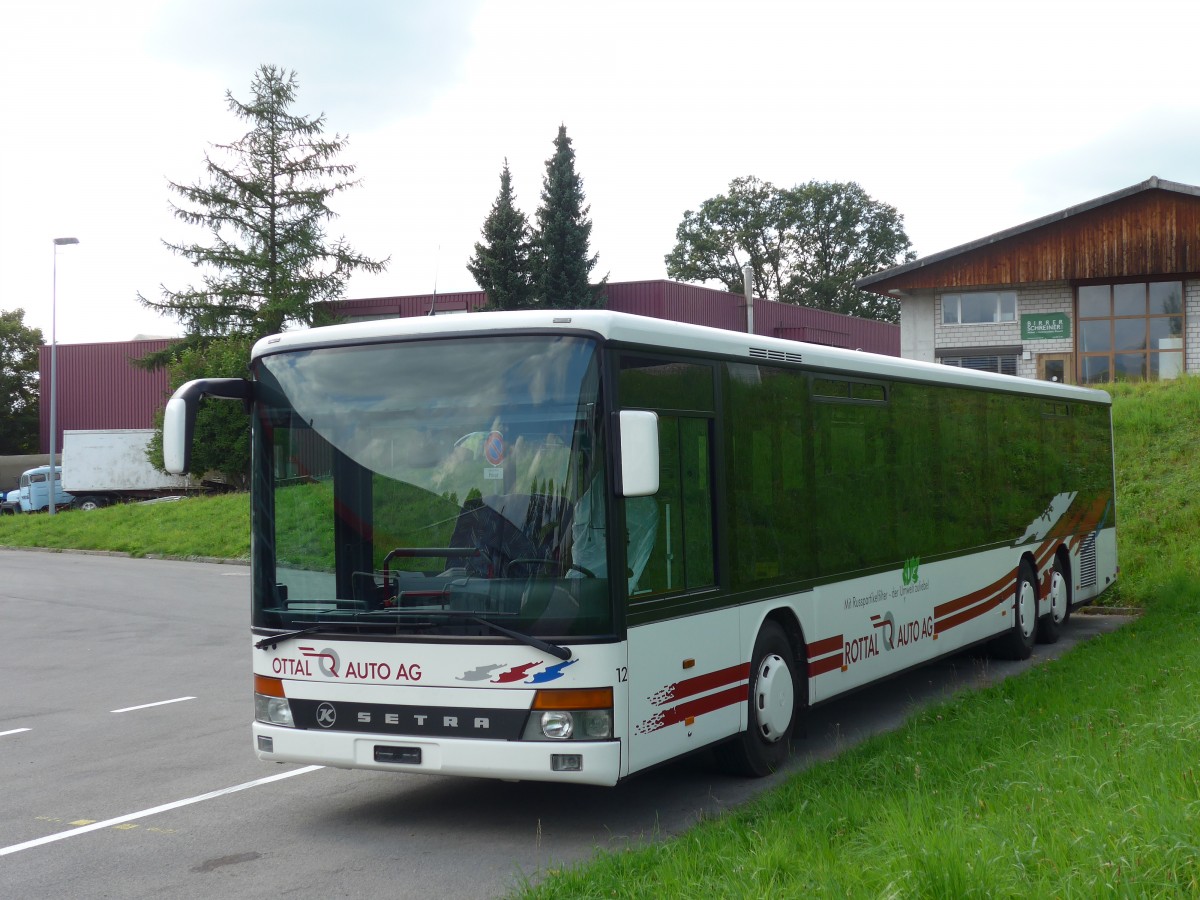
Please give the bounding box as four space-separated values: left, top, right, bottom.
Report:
145 1 481 129
1019 111 1200 214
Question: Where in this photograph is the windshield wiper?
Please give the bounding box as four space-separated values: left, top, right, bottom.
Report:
254 622 364 650
381 608 572 661
467 616 572 661
256 613 572 661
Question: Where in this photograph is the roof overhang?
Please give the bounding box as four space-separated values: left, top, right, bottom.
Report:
857 176 1200 294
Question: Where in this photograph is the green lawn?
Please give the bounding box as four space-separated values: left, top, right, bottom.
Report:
0 492 251 559
515 376 1200 897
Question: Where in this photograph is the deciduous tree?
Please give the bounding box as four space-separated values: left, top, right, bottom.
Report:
0 309 43 454
665 178 914 323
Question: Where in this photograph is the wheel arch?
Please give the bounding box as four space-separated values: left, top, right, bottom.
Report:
758 606 809 708
1055 544 1074 606
1019 550 1041 600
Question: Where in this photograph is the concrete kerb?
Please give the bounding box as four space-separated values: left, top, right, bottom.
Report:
0 545 251 566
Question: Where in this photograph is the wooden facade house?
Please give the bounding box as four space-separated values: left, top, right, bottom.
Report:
857 177 1200 384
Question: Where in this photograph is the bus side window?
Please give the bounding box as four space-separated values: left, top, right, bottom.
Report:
628 415 714 597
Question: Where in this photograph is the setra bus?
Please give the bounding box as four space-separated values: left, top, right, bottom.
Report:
163 310 1118 785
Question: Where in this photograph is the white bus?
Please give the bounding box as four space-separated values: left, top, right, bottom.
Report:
164 310 1118 785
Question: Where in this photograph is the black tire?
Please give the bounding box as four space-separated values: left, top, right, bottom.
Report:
715 620 797 777
990 559 1038 660
74 495 109 512
1036 555 1071 644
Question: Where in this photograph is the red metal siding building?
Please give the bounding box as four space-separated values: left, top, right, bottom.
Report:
38 282 897 452
38 340 174 453
341 280 900 354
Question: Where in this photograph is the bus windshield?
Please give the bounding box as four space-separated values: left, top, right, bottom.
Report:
251 334 611 639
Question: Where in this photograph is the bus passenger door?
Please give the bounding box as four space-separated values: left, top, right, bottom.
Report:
624 413 737 773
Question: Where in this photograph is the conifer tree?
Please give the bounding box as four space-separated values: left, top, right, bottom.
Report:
137 64 387 352
135 65 387 483
532 125 605 308
467 159 534 310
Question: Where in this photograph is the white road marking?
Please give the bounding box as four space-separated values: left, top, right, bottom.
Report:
1 728 31 737
0 765 323 857
111 696 197 713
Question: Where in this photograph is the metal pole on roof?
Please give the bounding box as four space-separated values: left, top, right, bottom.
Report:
743 264 755 335
48 237 80 516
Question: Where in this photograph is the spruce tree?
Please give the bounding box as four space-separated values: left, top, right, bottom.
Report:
134 65 387 483
532 125 605 309
137 64 387 350
467 159 534 310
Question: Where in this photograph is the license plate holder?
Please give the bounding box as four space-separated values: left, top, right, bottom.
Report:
374 745 422 764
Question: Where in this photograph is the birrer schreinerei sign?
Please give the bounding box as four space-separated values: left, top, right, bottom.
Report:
1021 313 1071 341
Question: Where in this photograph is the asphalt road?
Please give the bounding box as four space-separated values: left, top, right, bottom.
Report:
0 549 1131 898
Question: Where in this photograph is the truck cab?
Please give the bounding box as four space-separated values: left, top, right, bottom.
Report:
11 466 74 513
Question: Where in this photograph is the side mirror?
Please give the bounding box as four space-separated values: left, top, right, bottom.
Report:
163 396 194 474
163 378 255 475
618 410 659 497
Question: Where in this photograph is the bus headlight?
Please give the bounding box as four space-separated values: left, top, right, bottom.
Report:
580 709 613 739
540 710 574 739
254 674 293 727
522 687 614 741
255 693 294 727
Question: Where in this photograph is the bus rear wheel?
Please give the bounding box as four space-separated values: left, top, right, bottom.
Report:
716 620 797 777
1037 556 1071 644
990 559 1038 660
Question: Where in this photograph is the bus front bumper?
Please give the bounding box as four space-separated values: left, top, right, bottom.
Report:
252 722 623 786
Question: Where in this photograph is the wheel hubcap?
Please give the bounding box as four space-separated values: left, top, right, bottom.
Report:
1050 570 1068 624
754 653 794 742
1018 579 1037 638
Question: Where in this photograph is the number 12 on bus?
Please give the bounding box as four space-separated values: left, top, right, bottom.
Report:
164 310 1117 786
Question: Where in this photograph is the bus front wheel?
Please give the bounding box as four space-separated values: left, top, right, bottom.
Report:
716 620 797 777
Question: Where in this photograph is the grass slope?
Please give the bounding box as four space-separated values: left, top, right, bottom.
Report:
515 377 1200 898
0 492 250 560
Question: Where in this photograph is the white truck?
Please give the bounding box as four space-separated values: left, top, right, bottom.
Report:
60 429 197 511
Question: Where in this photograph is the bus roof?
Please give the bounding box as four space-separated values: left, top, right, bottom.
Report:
252 309 1112 405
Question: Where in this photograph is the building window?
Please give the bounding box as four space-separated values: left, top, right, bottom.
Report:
942 291 1017 325
940 355 1019 376
1077 281 1185 383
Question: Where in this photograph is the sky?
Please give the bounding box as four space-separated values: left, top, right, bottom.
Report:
3 0 1200 345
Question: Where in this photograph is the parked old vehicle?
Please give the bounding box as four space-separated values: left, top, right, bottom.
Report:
6 465 74 513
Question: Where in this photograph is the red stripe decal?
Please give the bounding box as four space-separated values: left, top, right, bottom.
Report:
635 685 747 734
808 653 844 677
935 571 1011 619
648 663 751 707
808 634 843 657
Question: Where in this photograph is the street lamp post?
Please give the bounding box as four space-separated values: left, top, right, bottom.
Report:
48 237 80 516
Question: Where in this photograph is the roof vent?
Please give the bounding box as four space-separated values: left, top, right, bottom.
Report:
749 347 803 364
